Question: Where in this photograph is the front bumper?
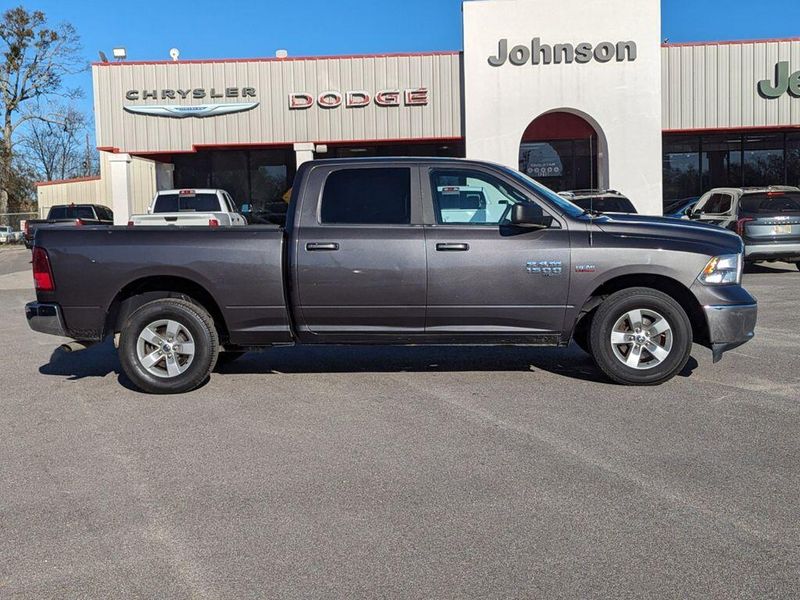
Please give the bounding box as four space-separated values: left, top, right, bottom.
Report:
744 242 800 261
25 302 68 337
703 302 758 362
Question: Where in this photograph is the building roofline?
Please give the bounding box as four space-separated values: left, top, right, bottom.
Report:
92 50 461 67
97 136 465 157
663 36 800 48
36 175 101 188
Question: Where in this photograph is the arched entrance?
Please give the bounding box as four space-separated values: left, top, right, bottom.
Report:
518 111 606 192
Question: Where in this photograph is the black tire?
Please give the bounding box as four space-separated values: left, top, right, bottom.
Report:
589 287 692 386
118 298 219 394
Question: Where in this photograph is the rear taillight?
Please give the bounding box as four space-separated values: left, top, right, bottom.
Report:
127 221 134 227
208 219 220 228
735 217 754 236
22 220 29 235
75 218 84 226
32 247 55 292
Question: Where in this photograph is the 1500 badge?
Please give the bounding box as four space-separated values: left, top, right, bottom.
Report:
526 260 562 276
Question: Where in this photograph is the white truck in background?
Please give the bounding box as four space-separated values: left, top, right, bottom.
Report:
129 189 247 227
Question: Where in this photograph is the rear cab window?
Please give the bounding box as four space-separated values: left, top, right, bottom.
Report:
154 192 221 213
320 168 411 225
48 206 96 220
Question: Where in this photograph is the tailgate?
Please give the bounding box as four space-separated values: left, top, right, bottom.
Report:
130 213 226 226
743 216 800 243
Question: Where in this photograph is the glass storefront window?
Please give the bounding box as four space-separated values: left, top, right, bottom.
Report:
249 150 292 225
743 134 785 187
662 136 701 202
701 135 742 190
519 139 596 192
211 151 249 208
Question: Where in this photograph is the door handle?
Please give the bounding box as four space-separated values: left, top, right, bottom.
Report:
436 242 470 252
306 242 339 251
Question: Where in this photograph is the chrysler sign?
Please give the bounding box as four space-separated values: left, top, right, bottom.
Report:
124 87 258 118
124 103 259 118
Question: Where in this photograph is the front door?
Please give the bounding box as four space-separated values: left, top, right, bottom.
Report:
423 166 571 339
294 165 427 339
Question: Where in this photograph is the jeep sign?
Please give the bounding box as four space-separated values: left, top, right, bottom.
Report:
758 62 800 99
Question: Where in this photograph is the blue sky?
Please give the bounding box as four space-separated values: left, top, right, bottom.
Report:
12 0 800 118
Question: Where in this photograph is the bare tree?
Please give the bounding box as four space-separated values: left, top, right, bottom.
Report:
20 104 96 181
0 6 83 214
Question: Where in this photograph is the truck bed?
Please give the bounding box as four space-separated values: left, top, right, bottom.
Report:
34 226 291 345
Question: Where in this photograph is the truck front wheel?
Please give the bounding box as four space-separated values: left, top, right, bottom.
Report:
118 298 219 394
589 287 692 386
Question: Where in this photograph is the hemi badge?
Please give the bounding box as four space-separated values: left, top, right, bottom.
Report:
575 264 596 273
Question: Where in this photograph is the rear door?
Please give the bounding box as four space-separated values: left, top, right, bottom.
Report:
293 164 427 338
422 165 571 339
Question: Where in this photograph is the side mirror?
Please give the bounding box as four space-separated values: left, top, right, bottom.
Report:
511 204 553 229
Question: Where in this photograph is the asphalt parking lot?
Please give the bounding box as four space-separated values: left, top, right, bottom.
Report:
0 244 798 599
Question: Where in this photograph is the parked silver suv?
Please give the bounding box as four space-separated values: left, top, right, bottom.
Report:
689 186 800 270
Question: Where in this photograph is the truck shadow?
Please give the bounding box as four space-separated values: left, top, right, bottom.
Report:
38 339 698 389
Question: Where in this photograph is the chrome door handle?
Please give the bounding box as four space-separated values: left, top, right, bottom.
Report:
306 242 340 251
436 243 469 251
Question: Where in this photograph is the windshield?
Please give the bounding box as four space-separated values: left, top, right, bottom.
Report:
154 192 221 213
497 166 585 218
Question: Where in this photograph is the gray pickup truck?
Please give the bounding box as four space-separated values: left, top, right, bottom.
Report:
26 158 757 394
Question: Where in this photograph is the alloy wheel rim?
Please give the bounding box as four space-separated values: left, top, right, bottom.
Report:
136 319 195 378
610 308 673 370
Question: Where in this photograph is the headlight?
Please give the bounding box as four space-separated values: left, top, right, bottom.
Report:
698 254 742 285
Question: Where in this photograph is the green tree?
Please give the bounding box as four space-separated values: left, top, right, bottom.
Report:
0 6 83 214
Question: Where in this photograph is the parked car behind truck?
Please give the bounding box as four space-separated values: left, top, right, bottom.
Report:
0 226 23 244
26 157 757 394
689 186 800 270
128 189 246 227
23 204 114 249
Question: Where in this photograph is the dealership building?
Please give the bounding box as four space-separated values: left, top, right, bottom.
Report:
38 0 800 221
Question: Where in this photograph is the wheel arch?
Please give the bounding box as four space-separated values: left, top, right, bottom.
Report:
572 274 709 347
104 275 229 341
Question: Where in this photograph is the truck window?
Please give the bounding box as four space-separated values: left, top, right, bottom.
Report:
95 206 113 220
699 193 732 214
154 193 221 213
430 169 541 225
320 168 411 225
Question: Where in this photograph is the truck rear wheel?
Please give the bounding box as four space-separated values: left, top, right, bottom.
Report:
118 298 219 394
589 287 692 386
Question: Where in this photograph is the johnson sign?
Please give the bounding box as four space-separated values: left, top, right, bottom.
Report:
488 37 637 66
289 88 428 109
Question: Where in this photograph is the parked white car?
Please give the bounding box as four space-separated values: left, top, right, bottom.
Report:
129 189 247 227
0 226 23 243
